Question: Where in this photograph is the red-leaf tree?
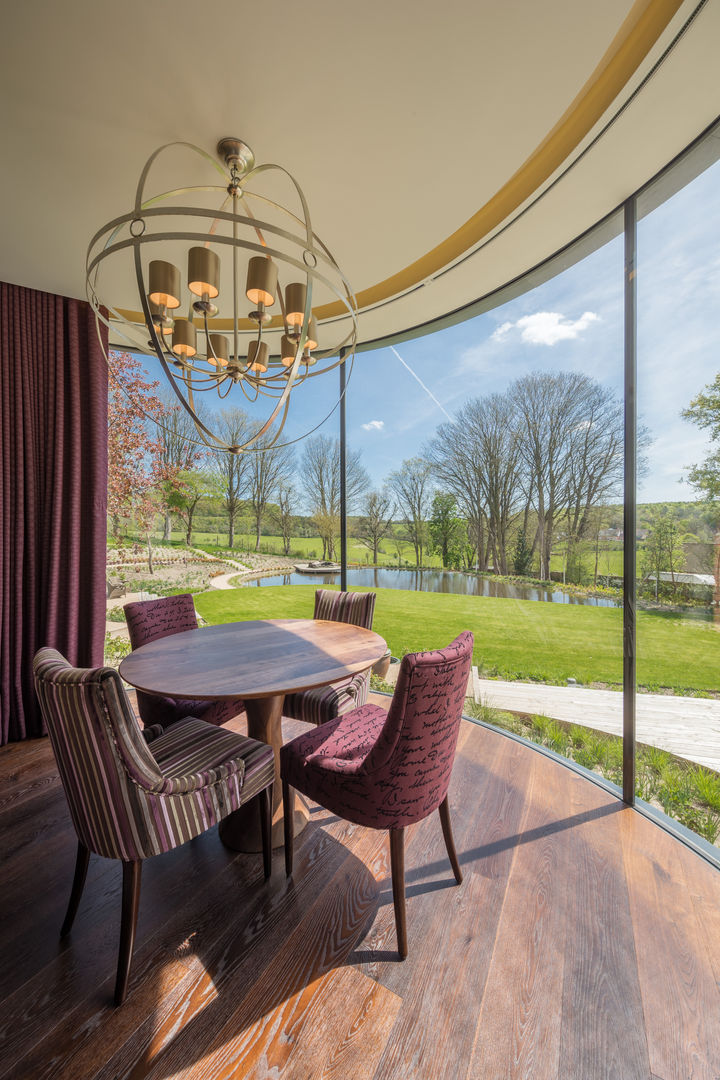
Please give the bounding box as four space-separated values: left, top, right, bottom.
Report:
107 351 177 569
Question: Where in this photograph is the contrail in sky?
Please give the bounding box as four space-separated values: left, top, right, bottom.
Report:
389 346 453 422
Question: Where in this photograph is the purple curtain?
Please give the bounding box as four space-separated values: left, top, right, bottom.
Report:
0 283 108 743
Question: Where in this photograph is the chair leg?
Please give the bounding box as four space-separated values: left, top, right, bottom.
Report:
283 779 294 877
390 828 408 960
438 796 463 884
114 860 142 1007
60 841 90 939
259 784 273 880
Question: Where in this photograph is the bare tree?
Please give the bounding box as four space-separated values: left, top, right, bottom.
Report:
301 435 369 560
248 433 295 551
271 482 296 556
356 489 395 565
562 389 625 578
426 394 523 573
388 457 433 567
211 408 253 547
511 371 624 580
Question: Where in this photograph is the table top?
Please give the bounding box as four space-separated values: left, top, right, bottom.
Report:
118 618 387 701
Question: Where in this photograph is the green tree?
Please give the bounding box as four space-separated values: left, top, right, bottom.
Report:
428 492 466 569
683 376 720 503
640 510 686 601
682 376 720 608
168 470 221 546
512 528 533 576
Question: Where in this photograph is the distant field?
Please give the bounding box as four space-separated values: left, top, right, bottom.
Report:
159 531 444 568
549 545 624 580
118 531 640 580
194 584 720 695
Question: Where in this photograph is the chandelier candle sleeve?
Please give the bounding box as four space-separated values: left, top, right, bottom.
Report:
149 261 181 309
285 283 307 327
281 334 298 368
172 318 197 359
188 247 220 301
246 257 278 308
207 333 229 368
248 340 268 373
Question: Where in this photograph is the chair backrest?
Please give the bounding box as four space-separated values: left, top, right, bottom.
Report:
313 589 376 630
124 592 198 651
363 632 474 824
33 648 166 860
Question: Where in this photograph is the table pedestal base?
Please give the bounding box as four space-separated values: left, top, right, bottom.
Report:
218 693 310 853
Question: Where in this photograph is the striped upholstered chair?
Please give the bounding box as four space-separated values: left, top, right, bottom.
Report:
282 589 377 726
281 632 473 959
33 648 275 1005
124 593 245 730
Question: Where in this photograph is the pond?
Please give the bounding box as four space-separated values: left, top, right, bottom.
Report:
238 566 621 608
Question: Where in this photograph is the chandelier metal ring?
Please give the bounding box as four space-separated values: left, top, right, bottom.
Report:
87 138 358 453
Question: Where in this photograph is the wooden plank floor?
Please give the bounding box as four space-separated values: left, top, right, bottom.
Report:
2 705 720 1079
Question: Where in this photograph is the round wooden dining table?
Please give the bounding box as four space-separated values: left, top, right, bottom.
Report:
119 618 387 852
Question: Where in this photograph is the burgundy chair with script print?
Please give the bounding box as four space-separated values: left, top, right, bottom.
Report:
124 594 245 730
280 631 473 959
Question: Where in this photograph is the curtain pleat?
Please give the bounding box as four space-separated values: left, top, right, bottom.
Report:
0 282 108 743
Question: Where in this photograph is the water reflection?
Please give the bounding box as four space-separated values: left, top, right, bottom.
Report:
242 567 620 608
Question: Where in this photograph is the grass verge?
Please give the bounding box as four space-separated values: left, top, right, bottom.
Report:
466 700 720 845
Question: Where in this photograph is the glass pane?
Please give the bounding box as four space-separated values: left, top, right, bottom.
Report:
636 153 720 847
346 229 625 785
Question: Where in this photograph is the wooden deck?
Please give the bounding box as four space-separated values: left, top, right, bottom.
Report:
2 704 720 1079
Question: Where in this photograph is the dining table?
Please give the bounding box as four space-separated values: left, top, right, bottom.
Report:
119 617 387 852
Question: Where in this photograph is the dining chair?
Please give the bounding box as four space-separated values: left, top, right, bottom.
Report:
282 589 377 726
280 631 473 959
33 647 275 1005
124 593 245 729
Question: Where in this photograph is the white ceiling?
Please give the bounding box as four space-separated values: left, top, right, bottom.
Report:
0 0 718 346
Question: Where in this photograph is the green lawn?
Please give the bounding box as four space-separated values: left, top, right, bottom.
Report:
194 585 720 694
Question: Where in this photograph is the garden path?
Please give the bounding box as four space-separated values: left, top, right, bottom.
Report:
473 675 720 771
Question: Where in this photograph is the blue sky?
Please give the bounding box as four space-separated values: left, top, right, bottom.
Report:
137 155 720 506
314 155 720 504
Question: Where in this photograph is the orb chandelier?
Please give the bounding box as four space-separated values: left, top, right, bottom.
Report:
86 137 357 453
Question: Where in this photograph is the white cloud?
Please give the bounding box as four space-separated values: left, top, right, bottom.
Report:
493 310 601 346
491 321 514 342
361 419 384 431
